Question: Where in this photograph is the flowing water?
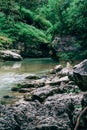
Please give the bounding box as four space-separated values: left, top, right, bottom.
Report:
0 58 59 99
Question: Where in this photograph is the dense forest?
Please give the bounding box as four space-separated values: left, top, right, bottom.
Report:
0 0 87 60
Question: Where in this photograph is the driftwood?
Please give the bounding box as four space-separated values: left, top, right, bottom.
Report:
74 106 87 130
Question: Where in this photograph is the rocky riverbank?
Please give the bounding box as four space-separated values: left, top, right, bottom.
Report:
0 50 22 61
0 59 87 130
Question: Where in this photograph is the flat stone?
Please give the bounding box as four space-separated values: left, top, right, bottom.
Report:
46 76 69 86
25 74 40 80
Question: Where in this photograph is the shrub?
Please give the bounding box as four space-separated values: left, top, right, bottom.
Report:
0 34 12 49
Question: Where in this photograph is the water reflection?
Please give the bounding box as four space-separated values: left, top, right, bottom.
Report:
0 58 58 74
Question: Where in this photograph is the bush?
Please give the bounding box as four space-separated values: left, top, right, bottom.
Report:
15 22 51 44
0 34 12 49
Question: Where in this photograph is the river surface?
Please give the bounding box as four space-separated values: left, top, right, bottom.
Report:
0 58 59 98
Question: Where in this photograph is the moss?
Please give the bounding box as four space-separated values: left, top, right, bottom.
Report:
11 84 22 92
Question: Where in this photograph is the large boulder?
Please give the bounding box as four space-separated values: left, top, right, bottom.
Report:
0 50 22 61
73 59 87 91
0 93 83 130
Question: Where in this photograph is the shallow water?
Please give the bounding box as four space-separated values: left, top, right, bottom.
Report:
0 58 59 98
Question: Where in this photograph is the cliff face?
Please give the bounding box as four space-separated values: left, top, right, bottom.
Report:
50 35 81 61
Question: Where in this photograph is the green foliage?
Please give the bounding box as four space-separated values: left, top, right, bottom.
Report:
0 0 87 59
19 7 34 24
66 0 87 34
0 12 6 28
15 22 51 44
34 15 52 30
58 52 69 61
0 34 12 49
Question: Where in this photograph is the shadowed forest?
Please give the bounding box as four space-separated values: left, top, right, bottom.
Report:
0 0 87 60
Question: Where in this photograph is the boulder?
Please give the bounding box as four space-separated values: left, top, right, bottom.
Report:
32 86 58 102
0 93 83 130
59 62 73 77
54 65 63 71
25 74 40 80
0 50 22 61
73 59 87 91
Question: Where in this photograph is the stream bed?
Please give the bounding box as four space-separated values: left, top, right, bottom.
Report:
0 58 59 100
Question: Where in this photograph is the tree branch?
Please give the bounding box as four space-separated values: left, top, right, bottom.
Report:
74 106 87 130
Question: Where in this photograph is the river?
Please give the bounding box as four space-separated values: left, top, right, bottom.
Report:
0 58 59 99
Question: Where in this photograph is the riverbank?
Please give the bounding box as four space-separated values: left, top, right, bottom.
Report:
0 58 59 101
0 59 87 130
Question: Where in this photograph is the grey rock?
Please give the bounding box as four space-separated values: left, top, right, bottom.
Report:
19 88 35 93
25 74 40 80
73 59 87 91
59 62 73 77
54 65 63 71
32 86 58 102
0 93 83 130
50 65 63 74
46 76 69 86
12 79 45 92
0 50 22 61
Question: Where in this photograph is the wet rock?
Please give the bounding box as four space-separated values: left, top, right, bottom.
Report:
32 86 58 102
19 88 35 93
3 95 15 99
73 59 87 91
0 50 22 61
11 87 20 92
12 79 45 92
18 81 37 88
25 74 40 80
